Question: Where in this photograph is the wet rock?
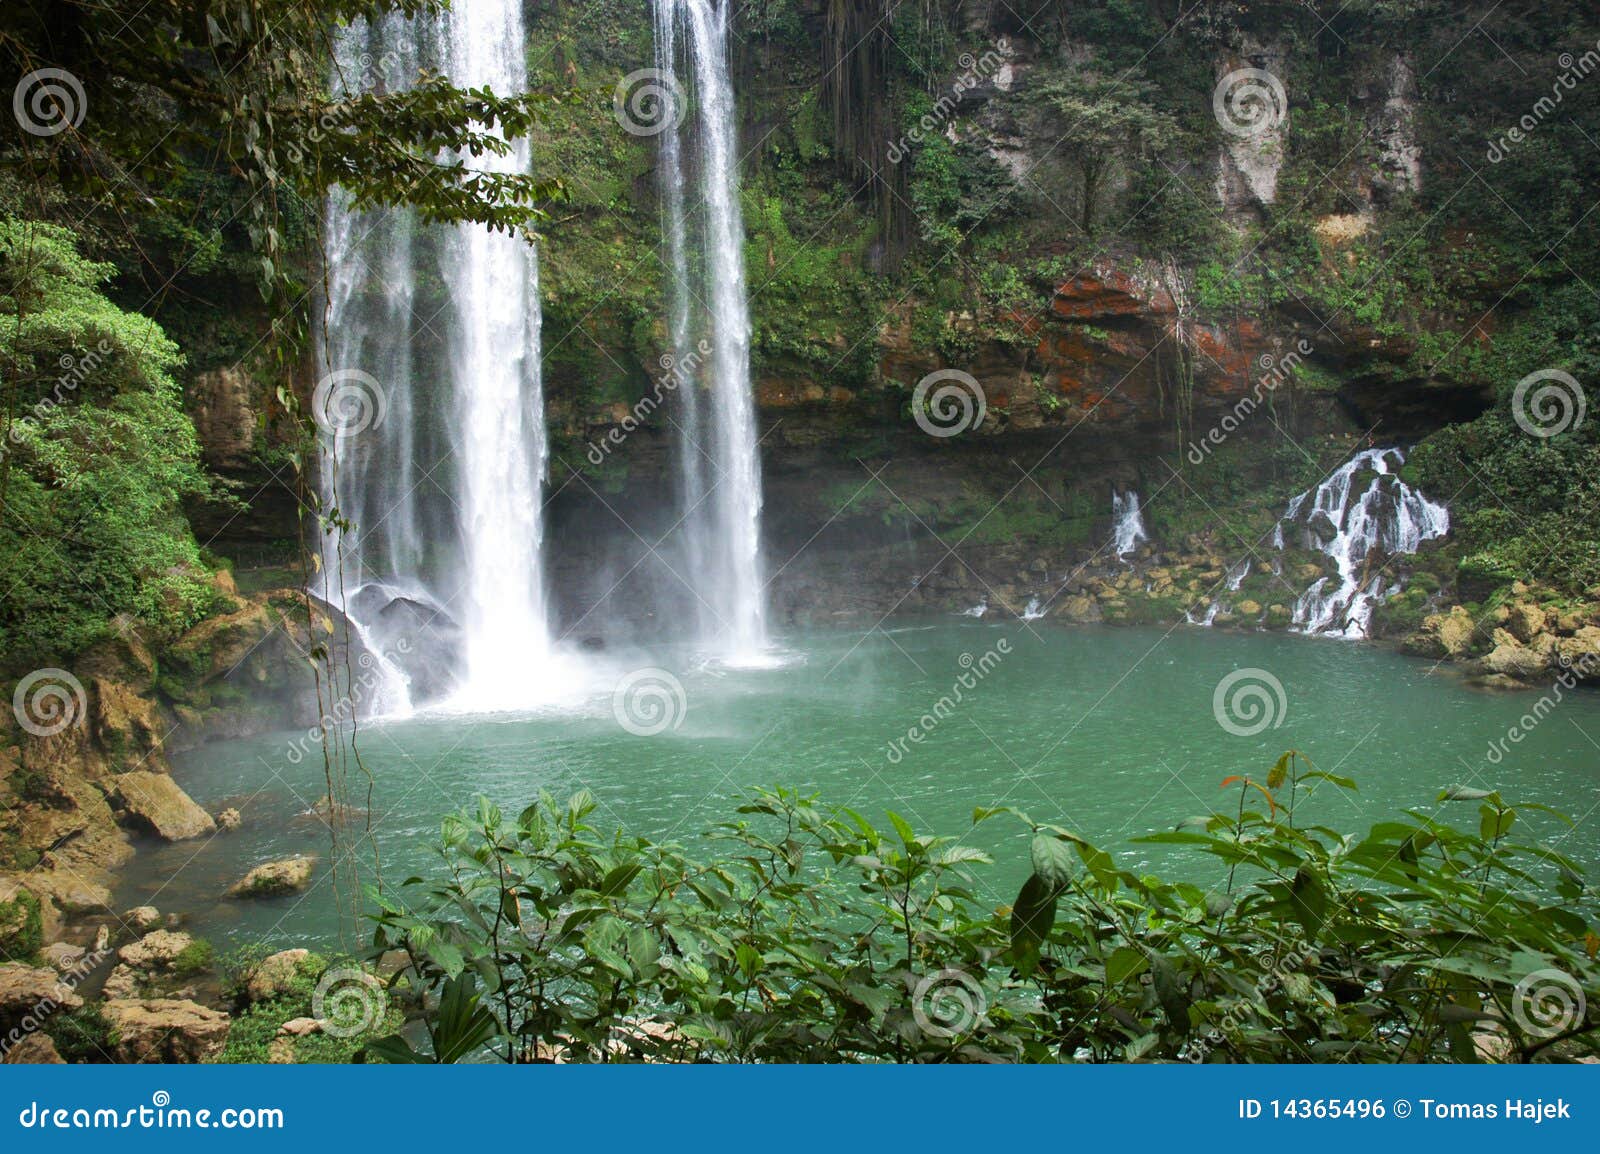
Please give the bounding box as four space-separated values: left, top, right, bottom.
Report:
122 905 162 934
1480 632 1548 680
278 1016 323 1037
112 771 216 841
2 1032 64 1063
117 929 195 971
1265 604 1293 630
1053 596 1099 624
1505 602 1548 645
245 949 311 1003
102 998 229 1063
1556 626 1600 676
1404 606 1477 659
215 807 242 832
228 856 315 899
40 942 86 973
0 963 82 1027
101 964 140 999
1235 600 1263 618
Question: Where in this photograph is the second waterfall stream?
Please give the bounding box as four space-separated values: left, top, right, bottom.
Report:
653 0 770 662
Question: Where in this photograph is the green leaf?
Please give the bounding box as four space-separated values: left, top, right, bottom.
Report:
599 862 643 897
1289 866 1329 943
1008 873 1060 974
1105 946 1149 985
1479 804 1501 841
1439 785 1496 802
1031 834 1075 888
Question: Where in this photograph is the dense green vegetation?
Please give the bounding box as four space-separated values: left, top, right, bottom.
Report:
0 217 219 662
369 762 1599 1063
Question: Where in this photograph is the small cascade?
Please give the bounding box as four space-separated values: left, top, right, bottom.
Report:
959 599 989 618
1021 597 1045 621
1189 559 1250 628
654 0 768 660
1111 490 1149 559
1274 447 1449 638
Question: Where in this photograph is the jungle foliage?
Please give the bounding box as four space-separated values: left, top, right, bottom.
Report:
370 761 1599 1063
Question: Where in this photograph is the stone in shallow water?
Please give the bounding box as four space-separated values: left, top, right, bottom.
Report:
113 771 216 841
122 905 161 934
117 929 195 971
227 856 315 899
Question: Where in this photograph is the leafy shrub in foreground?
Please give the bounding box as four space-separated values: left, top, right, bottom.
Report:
369 755 1598 1063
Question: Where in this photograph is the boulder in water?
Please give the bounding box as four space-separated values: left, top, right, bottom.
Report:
112 771 216 841
228 856 315 899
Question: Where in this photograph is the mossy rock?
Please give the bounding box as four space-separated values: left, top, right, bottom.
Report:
0 888 43 964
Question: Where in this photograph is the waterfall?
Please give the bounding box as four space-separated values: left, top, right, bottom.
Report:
316 15 421 717
317 1 555 713
655 0 768 659
1274 448 1449 638
439 0 553 707
1111 490 1149 559
1021 597 1045 621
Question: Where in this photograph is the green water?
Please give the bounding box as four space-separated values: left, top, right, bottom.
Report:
118 623 1600 949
